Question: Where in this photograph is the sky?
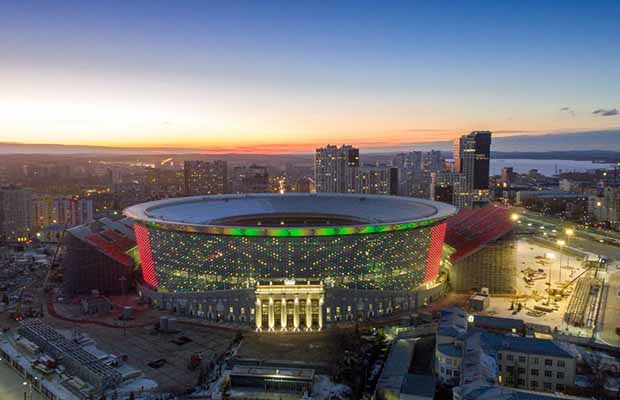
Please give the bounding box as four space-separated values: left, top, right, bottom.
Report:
1 1 619 153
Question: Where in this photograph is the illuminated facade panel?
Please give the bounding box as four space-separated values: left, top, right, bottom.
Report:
137 224 436 292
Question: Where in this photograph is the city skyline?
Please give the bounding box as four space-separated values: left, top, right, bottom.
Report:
1 1 619 152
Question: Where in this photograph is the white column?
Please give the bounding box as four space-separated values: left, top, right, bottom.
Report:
293 297 300 331
318 297 324 331
305 297 312 330
255 298 262 331
281 297 287 331
268 297 275 331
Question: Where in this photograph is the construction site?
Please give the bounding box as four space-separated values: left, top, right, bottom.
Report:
481 238 605 337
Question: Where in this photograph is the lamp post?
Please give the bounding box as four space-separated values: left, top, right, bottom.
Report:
557 240 565 284
565 228 574 271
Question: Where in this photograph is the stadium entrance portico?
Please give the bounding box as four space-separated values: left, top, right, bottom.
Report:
255 280 324 332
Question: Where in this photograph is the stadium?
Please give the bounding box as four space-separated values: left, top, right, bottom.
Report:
124 194 457 331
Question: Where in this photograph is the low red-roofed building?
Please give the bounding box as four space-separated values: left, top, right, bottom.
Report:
63 217 136 296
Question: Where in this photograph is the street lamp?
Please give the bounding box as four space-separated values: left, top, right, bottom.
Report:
557 240 566 283
565 228 574 270
510 213 519 222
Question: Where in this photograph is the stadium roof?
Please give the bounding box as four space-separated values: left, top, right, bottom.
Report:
124 193 457 237
445 204 514 263
68 217 136 267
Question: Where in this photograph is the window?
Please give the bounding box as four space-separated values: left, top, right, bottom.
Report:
531 369 539 376
518 356 526 363
531 381 538 388
507 366 514 374
544 370 552 378
498 353 502 360
507 354 514 361
517 379 525 386
557 360 565 368
533 358 539 365
518 368 525 374
453 370 460 378
446 369 452 376
544 382 552 390
556 384 565 391
557 372 564 380
545 359 553 366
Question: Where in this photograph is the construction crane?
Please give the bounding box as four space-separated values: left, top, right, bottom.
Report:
43 223 69 292
549 256 606 298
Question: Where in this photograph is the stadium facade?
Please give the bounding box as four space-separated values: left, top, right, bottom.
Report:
124 194 456 331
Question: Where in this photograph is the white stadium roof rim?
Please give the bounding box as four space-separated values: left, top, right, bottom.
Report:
123 193 457 237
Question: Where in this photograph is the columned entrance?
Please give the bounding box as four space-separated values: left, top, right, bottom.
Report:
255 280 324 332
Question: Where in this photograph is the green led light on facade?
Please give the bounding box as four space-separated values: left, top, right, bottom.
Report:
136 217 445 237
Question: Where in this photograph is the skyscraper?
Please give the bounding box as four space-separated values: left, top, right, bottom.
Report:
0 186 33 242
453 131 492 191
314 145 359 193
184 160 228 195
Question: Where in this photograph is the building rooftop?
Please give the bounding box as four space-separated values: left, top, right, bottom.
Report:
68 217 136 267
481 332 572 359
124 193 457 236
377 338 416 395
230 365 314 381
473 315 525 332
400 373 436 398
456 383 589 400
438 343 462 358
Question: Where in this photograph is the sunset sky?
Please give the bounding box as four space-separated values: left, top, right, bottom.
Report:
1 1 619 152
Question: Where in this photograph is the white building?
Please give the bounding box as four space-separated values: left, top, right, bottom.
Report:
434 307 576 395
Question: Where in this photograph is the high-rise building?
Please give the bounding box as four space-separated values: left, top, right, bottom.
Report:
183 160 228 195
453 131 491 191
0 186 33 242
314 145 359 193
591 186 620 229
430 172 473 208
500 167 514 187
394 150 445 198
231 165 270 193
422 150 445 174
33 196 94 229
354 165 398 195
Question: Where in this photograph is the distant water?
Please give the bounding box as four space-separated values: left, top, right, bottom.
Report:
491 159 617 176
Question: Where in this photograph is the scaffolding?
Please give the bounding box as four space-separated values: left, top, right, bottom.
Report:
18 319 121 392
451 238 518 295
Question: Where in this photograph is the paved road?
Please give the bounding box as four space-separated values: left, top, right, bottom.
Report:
0 361 42 400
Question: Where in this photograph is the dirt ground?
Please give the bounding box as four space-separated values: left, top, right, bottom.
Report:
237 332 341 366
